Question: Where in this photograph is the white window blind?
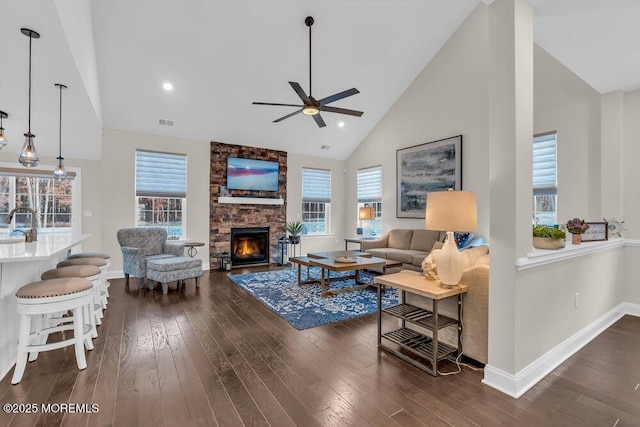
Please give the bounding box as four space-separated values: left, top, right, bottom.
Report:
357 166 382 203
302 168 331 203
533 132 557 196
135 150 187 198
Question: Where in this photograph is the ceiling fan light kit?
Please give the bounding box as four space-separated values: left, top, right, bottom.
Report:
253 16 363 128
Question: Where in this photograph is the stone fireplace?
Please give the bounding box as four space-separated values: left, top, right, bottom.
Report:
210 142 287 269
230 227 270 266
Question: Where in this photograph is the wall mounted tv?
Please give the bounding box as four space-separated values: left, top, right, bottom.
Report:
227 157 280 192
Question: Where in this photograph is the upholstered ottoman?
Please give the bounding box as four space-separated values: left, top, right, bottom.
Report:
146 256 202 294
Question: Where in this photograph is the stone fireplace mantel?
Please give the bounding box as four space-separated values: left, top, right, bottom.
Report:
217 196 284 205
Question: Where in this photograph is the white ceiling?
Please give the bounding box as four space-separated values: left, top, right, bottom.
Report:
0 0 638 162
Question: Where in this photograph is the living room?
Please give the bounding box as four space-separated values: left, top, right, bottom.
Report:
0 0 639 423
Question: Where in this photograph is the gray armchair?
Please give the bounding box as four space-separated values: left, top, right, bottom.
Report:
116 227 185 287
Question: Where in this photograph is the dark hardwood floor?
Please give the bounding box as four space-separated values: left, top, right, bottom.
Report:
1 267 638 426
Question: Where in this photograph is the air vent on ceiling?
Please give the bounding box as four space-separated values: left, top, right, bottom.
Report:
159 119 174 127
321 145 330 150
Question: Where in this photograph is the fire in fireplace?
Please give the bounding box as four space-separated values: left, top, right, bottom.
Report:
230 227 270 266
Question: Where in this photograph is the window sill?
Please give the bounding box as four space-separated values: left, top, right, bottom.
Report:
302 234 334 238
515 238 626 270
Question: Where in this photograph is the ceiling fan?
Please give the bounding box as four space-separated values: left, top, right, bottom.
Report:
253 16 363 128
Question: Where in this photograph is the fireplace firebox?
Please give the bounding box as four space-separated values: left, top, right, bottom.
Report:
230 227 270 267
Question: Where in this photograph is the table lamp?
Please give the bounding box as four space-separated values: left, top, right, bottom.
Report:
425 189 477 287
359 205 376 238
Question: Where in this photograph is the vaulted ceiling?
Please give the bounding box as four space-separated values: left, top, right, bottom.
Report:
0 0 638 162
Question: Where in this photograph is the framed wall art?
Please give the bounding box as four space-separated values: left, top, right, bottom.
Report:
582 222 608 242
396 135 462 218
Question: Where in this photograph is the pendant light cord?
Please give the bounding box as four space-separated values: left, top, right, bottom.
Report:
58 85 62 157
28 33 32 134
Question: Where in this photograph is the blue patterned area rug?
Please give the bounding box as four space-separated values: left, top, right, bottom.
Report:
228 267 398 330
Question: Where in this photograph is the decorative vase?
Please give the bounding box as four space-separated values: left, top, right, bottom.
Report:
572 233 582 245
533 236 566 250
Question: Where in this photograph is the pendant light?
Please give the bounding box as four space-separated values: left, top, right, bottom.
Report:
18 28 40 168
53 84 67 179
0 111 7 149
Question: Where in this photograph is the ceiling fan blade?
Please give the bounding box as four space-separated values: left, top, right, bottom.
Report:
253 102 304 107
289 81 311 104
319 88 360 106
312 113 326 128
273 109 302 123
320 106 364 117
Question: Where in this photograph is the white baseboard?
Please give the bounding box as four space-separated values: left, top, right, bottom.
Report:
482 302 640 398
106 263 211 280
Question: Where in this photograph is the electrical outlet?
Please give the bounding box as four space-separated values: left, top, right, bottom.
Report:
83 211 92 218
574 292 579 308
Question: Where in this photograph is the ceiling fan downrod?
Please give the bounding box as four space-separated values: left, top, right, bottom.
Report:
306 16 314 98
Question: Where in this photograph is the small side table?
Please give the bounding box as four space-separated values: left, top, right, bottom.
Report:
344 237 378 250
374 272 467 376
184 241 205 257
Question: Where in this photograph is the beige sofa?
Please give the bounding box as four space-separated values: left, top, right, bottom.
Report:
361 229 441 271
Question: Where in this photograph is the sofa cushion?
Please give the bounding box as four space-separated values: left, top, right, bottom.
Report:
388 229 413 250
412 254 428 267
409 229 440 251
385 248 426 264
366 248 388 258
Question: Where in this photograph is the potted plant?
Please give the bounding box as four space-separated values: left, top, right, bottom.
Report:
566 218 589 245
284 220 303 244
532 225 566 250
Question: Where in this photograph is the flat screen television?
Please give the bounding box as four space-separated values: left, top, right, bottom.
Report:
227 157 279 192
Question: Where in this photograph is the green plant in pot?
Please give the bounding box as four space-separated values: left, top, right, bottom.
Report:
285 220 303 244
532 225 566 250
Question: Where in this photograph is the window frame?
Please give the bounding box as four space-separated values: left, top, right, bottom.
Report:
357 165 383 236
135 150 187 239
532 131 558 226
0 162 81 236
301 167 331 236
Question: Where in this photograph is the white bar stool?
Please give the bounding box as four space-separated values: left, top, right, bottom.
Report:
57 258 108 310
42 265 103 331
12 277 95 385
67 252 111 297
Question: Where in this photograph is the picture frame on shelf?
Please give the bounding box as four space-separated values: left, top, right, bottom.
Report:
582 222 608 242
396 135 462 218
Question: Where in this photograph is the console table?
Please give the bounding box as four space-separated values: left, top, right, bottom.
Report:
344 237 378 250
374 272 467 376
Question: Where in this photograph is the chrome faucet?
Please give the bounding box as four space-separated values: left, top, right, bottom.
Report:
5 207 38 242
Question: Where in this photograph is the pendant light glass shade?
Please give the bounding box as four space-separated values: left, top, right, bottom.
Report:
19 28 40 168
19 133 39 167
0 111 7 149
53 83 67 179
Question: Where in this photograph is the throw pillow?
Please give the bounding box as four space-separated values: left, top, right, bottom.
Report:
460 245 489 269
454 232 473 249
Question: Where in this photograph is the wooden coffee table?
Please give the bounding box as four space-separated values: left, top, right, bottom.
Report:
306 250 387 297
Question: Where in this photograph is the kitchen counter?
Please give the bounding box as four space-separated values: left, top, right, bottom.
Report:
0 234 89 380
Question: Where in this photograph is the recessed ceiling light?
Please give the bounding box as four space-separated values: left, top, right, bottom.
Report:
338 121 345 128
162 82 174 92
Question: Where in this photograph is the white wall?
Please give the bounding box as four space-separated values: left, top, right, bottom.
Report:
286 153 346 254
622 89 640 239
100 128 211 274
344 3 490 240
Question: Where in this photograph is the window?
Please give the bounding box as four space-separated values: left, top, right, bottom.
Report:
357 165 382 236
302 167 331 235
135 150 187 239
0 166 78 236
533 132 557 225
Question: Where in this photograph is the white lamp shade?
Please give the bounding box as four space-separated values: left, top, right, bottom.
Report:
425 190 477 232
